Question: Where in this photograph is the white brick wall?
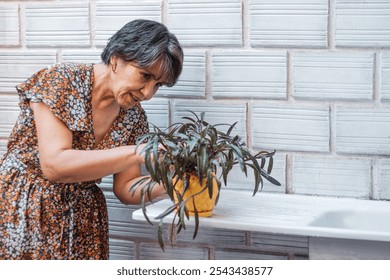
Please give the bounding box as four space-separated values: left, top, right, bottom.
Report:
1 0 389 260
250 0 328 47
0 4 19 46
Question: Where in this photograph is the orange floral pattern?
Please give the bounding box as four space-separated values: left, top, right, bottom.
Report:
0 63 149 259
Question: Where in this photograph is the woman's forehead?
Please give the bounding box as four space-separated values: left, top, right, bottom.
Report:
147 58 172 83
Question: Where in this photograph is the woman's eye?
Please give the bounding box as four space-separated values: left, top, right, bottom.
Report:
155 82 163 88
142 73 152 80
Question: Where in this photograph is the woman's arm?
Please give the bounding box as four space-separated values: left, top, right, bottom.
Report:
30 101 144 183
113 164 166 205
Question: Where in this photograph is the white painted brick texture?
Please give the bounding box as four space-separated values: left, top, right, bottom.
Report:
0 4 19 46
292 52 374 100
169 0 242 46
95 0 161 46
250 0 328 48
25 4 90 47
335 0 390 48
1 0 389 260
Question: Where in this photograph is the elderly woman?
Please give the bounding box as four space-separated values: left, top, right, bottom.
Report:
0 19 183 260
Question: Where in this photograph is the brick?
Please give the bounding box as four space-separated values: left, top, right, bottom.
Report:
251 232 309 256
335 0 390 47
109 239 135 260
172 100 247 139
140 244 208 260
0 140 7 157
0 51 56 93
176 226 246 246
212 51 287 99
382 53 390 101
293 52 374 100
61 49 102 63
168 0 242 46
25 4 90 47
252 103 330 152
0 95 19 139
214 248 288 260
0 4 19 46
293 156 371 198
158 51 206 98
95 0 161 46
222 153 286 193
250 0 328 48
336 107 390 155
142 98 170 130
379 159 390 200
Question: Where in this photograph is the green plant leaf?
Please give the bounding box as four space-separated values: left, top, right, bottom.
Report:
260 158 266 169
267 156 274 174
192 199 199 240
260 169 281 186
157 219 165 251
226 121 237 136
206 168 213 199
138 110 282 251
155 204 177 220
140 189 153 225
215 180 221 206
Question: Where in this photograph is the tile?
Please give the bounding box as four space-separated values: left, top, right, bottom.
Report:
109 239 135 260
168 0 242 46
172 100 247 139
379 159 390 200
0 51 56 93
252 103 330 152
293 156 371 198
61 49 102 63
214 249 288 260
158 51 206 98
95 0 161 46
382 53 390 101
0 95 20 139
212 51 286 99
25 3 90 47
335 0 390 47
141 98 170 130
252 232 309 255
336 107 390 155
0 4 19 46
140 244 208 260
250 0 328 47
222 153 286 193
293 52 374 100
176 226 245 245
0 140 7 157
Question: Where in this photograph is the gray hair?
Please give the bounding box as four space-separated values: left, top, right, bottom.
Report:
101 19 184 86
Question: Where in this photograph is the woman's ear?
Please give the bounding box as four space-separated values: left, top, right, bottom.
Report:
110 56 118 73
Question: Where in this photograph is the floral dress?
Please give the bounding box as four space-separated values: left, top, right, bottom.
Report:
0 63 149 259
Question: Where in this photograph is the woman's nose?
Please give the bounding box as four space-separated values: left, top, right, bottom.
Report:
141 81 158 100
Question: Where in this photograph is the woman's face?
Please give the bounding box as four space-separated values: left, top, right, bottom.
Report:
110 57 167 110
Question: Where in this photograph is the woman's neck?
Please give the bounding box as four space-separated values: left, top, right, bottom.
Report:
92 63 118 111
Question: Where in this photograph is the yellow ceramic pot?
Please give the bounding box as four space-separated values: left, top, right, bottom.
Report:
173 173 219 217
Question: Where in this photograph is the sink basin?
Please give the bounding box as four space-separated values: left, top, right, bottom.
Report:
133 191 390 259
133 191 390 242
310 210 390 232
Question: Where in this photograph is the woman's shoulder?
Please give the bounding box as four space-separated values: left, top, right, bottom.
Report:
43 62 94 81
17 62 93 90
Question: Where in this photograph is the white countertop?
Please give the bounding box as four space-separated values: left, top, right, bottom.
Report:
132 190 390 242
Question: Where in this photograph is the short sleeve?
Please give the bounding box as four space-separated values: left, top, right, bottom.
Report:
15 63 92 132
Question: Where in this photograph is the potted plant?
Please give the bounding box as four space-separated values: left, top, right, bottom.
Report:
132 111 281 249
